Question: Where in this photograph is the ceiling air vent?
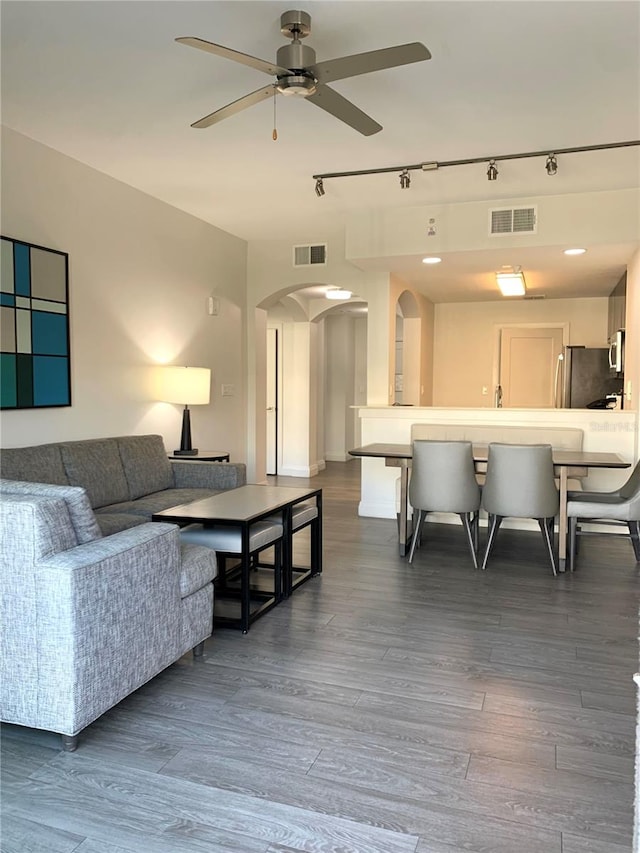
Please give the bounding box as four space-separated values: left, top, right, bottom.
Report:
524 294 546 300
293 243 327 267
489 206 537 235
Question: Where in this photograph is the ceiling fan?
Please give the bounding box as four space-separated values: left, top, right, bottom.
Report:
177 10 431 136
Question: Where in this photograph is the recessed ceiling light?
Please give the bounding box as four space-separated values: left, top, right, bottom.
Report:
422 257 442 265
564 248 587 256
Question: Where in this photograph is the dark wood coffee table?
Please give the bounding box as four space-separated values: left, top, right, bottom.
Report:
153 485 322 631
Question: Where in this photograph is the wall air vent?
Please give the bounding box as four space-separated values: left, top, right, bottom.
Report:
489 206 537 235
293 243 327 267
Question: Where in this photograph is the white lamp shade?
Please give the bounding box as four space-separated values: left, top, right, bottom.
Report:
157 366 211 405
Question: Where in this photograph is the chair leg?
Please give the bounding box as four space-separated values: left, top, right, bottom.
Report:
408 510 424 563
538 517 557 576
481 514 502 570
459 512 479 569
628 521 640 562
569 517 578 572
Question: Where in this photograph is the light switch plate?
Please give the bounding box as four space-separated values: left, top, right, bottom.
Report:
221 384 235 397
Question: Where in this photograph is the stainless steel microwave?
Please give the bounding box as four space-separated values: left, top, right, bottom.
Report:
608 329 624 373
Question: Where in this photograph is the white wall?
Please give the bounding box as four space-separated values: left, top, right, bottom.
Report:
346 189 640 259
0 128 247 457
324 314 361 461
432 296 609 407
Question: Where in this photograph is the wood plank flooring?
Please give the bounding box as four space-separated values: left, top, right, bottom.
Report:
2 460 639 853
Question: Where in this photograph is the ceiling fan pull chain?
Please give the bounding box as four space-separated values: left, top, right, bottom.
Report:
272 86 278 141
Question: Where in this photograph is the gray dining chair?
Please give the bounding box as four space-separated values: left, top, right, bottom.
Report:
481 443 560 574
567 460 640 571
408 440 481 567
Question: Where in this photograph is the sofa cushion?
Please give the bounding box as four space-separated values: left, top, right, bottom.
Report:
179 543 218 597
60 439 130 509
0 444 68 485
94 513 149 536
97 488 222 519
117 435 173 500
0 480 102 544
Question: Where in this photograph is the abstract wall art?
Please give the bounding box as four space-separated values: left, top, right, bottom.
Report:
1 236 71 409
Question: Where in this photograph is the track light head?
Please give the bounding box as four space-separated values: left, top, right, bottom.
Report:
315 177 325 197
487 160 498 181
399 169 411 189
546 154 558 176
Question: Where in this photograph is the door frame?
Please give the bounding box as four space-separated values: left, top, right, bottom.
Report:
492 322 569 405
266 326 281 475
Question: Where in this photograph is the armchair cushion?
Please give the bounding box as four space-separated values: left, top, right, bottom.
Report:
179 543 218 597
0 479 101 544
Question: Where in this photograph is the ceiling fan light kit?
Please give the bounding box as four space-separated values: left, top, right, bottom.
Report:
177 10 431 135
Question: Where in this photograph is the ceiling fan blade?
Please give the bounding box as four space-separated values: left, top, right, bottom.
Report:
310 42 431 84
190 85 275 129
306 85 382 136
176 37 292 77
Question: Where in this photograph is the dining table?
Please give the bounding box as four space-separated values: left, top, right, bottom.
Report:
349 443 630 571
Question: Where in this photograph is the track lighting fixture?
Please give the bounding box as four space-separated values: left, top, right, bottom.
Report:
312 139 639 191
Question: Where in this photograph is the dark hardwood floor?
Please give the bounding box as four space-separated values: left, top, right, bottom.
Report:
2 460 638 853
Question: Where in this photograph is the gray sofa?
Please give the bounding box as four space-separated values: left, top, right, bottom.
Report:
0 434 246 750
0 433 246 534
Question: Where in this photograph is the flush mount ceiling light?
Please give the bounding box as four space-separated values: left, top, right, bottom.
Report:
422 256 442 264
399 169 411 189
487 160 498 181
546 153 558 175
496 270 526 296
326 287 352 300
315 177 325 197
564 247 586 255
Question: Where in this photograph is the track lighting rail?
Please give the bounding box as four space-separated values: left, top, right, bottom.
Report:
311 139 640 186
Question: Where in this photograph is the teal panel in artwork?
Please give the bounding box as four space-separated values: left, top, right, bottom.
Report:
0 353 17 408
32 311 68 356
33 356 70 406
14 243 31 296
0 294 15 307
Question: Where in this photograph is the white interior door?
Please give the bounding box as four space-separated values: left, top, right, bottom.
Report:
266 327 278 474
499 326 565 408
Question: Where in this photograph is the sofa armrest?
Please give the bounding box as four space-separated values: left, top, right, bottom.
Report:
2 522 185 735
171 460 246 490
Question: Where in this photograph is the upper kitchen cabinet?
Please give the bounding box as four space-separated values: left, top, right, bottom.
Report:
608 273 627 337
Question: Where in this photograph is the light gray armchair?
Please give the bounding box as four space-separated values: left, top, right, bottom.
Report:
408 440 481 567
567 460 640 571
1 481 218 750
481 443 560 574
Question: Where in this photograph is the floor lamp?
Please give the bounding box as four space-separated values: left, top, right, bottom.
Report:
157 366 211 456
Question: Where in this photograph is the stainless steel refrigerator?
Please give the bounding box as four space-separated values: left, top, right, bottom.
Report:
560 346 622 408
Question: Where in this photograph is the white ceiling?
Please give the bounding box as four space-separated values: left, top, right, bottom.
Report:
2 0 639 303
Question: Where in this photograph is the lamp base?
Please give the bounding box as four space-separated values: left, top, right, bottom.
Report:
173 448 198 456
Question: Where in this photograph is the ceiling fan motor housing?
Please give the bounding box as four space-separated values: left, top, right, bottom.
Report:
280 10 312 39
